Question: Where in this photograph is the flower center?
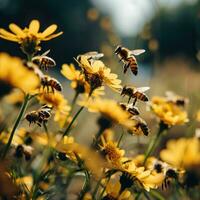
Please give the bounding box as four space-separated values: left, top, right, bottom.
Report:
20 36 40 56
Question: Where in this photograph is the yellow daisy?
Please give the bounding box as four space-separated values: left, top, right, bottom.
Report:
160 137 200 170
0 53 39 97
99 135 126 168
37 92 71 128
61 63 104 97
120 157 164 191
0 19 63 55
0 128 28 146
56 136 107 179
151 96 189 126
79 98 134 130
102 180 132 200
76 55 122 92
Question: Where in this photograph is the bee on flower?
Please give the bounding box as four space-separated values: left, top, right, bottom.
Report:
75 54 122 94
61 63 104 97
160 137 200 188
37 92 71 128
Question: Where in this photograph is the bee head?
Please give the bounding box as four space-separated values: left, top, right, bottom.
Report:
115 45 122 54
166 168 178 179
25 113 32 122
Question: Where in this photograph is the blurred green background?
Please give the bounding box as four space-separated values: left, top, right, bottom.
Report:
1 0 200 66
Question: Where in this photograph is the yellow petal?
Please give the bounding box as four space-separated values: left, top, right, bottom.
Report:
9 23 26 37
0 28 17 38
0 35 18 42
41 32 63 41
29 19 40 34
40 24 58 37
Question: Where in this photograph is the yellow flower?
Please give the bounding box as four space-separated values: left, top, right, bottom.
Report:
76 55 122 92
120 156 164 191
61 63 104 97
37 92 71 128
56 136 107 179
151 96 188 126
80 98 134 129
196 110 200 122
160 137 200 170
0 19 63 54
16 176 33 191
103 180 132 200
0 53 39 97
100 135 126 168
0 128 27 146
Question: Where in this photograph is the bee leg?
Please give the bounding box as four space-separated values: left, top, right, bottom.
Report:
47 85 49 93
128 96 131 103
132 98 137 106
52 86 54 93
123 63 129 74
119 58 123 63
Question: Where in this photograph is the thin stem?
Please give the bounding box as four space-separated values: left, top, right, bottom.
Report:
98 175 111 199
62 106 84 137
78 170 90 200
1 94 30 159
117 128 125 147
71 91 79 108
92 178 101 200
143 121 168 165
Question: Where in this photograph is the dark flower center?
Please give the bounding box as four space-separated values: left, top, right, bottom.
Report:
0 80 13 98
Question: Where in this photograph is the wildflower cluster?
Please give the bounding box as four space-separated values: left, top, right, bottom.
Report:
0 19 199 200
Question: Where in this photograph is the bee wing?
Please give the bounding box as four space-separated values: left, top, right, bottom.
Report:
84 51 98 56
85 51 104 59
137 87 150 93
42 49 50 56
165 91 175 98
130 49 145 56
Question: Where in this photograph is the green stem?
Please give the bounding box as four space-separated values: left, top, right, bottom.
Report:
98 175 111 199
92 179 101 200
62 106 84 137
143 121 168 165
78 170 90 200
1 94 30 159
117 128 125 147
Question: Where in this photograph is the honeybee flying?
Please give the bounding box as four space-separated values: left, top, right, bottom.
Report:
121 86 150 105
165 91 188 107
32 50 56 70
119 102 140 115
115 45 145 75
76 51 104 64
129 116 149 136
41 75 62 93
25 105 52 127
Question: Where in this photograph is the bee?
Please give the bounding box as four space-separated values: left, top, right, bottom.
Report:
121 86 150 105
130 116 150 136
32 50 56 70
15 144 33 161
162 168 178 190
115 45 145 75
119 102 140 115
41 75 62 93
77 51 104 64
25 105 52 127
165 91 188 107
